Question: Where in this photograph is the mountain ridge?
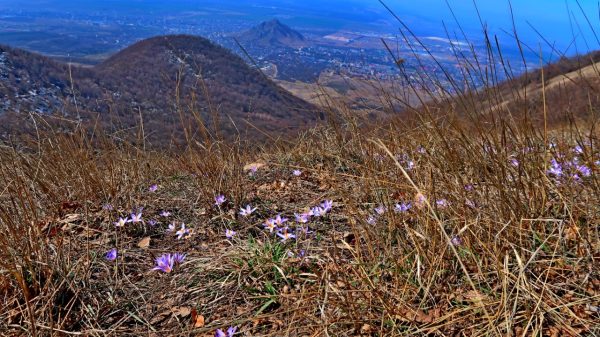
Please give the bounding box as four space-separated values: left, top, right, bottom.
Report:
0 34 318 143
238 19 306 48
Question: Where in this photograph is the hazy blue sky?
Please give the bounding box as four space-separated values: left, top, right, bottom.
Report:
383 0 599 56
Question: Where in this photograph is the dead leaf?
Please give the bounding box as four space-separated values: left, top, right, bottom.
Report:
172 306 191 318
244 162 265 171
59 213 83 224
190 308 205 328
137 237 151 249
395 307 433 323
462 290 487 302
565 224 580 241
150 310 170 325
360 324 372 334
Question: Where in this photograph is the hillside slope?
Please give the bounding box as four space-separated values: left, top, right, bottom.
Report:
0 35 318 142
471 51 600 124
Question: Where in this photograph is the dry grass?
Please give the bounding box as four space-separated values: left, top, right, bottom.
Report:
0 101 599 336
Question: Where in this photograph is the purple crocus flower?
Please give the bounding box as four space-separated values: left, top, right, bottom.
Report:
295 213 310 223
148 219 157 226
366 215 377 225
149 184 158 192
153 254 175 273
292 169 302 176
225 229 236 239
172 253 186 265
215 195 226 206
296 225 312 236
277 230 296 242
114 217 128 227
102 203 114 211
576 164 591 177
510 158 519 167
436 199 449 208
450 236 463 246
239 204 257 217
273 214 288 226
215 326 237 337
394 202 412 213
574 145 584 154
167 222 176 232
417 146 426 154
310 206 325 217
405 160 415 170
175 223 189 240
547 159 563 176
105 248 117 261
464 184 474 191
128 211 143 224
321 200 333 213
160 210 171 217
263 219 278 233
374 205 386 215
247 165 259 176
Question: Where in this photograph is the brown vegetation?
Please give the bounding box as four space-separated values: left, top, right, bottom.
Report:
0 35 318 145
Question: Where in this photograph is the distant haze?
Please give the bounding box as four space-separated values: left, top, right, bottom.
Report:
0 0 597 58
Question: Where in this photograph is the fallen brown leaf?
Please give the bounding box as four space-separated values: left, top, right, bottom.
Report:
172 306 191 318
137 237 151 249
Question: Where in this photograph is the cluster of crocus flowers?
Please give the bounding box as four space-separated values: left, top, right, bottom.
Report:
309 200 333 217
366 204 386 224
366 200 413 225
153 253 186 273
546 152 594 182
113 208 145 226
260 200 332 242
394 202 412 213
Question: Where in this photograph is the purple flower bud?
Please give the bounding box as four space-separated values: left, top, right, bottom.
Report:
105 248 117 261
450 236 462 246
215 195 226 206
374 205 386 215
